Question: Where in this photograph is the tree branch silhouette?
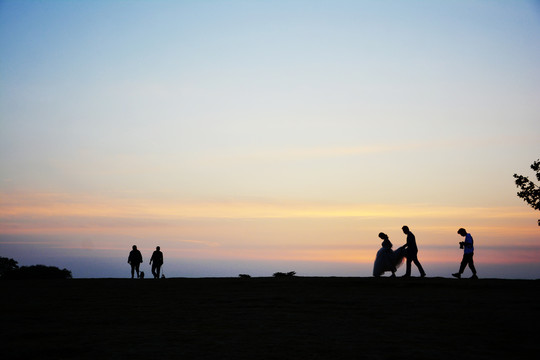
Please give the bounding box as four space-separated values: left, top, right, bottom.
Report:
513 159 540 225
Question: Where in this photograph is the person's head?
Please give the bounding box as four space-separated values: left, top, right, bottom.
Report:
401 225 409 234
132 245 137 250
156 246 160 251
378 232 388 240
457 228 467 237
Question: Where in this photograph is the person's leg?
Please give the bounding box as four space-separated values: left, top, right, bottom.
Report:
453 255 467 278
151 264 157 278
466 254 477 276
413 258 426 276
131 265 135 279
135 263 140 278
458 255 467 274
156 265 161 278
405 257 412 276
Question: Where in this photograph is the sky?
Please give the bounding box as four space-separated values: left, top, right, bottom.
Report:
1 0 539 279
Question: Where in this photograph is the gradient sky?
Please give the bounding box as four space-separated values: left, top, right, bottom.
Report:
1 0 539 278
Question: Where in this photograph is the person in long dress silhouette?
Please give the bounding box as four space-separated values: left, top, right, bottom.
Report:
373 232 406 277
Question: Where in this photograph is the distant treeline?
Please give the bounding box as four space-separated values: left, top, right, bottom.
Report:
0 257 72 280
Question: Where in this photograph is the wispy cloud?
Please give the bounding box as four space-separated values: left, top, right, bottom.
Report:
206 135 536 164
0 191 532 218
1 191 535 233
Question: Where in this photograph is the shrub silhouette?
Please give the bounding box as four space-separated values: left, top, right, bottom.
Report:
273 271 296 278
3 264 72 280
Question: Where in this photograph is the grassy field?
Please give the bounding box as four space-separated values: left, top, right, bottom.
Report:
2 277 539 359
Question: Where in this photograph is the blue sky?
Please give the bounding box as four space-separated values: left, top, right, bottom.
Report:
1 0 539 278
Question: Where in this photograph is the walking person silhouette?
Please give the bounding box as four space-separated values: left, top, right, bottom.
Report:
150 246 164 279
128 245 143 279
401 226 426 277
453 228 478 279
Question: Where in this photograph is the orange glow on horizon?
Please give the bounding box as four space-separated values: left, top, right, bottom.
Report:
2 191 539 270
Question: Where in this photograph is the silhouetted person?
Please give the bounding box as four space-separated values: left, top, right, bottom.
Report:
401 226 426 277
150 246 164 279
128 245 143 279
373 232 406 277
453 228 478 279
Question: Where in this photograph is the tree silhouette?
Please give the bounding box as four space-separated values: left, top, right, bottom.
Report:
513 159 540 225
0 257 19 278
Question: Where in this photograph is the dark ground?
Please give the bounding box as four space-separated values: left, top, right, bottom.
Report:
1 277 539 360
